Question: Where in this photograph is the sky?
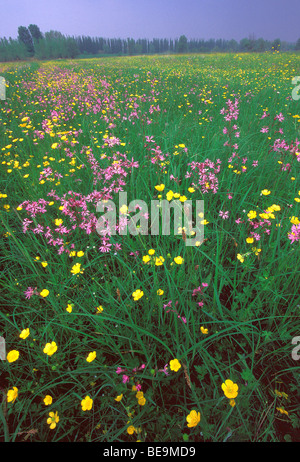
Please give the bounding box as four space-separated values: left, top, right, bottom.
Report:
0 0 299 42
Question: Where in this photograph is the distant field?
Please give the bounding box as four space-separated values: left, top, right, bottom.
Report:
1 53 300 442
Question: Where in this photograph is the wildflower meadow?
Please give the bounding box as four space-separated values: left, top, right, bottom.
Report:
1 52 300 442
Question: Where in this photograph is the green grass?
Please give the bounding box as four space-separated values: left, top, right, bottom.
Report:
0 52 300 442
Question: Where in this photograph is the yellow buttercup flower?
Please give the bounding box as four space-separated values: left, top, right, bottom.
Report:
43 341 58 356
155 184 165 192
115 393 123 402
221 379 239 399
7 350 19 363
166 190 174 201
47 411 59 429
186 410 201 428
252 248 261 256
132 289 144 301
71 263 83 275
40 289 49 298
86 351 97 362
119 204 128 215
174 256 184 264
81 395 93 411
7 387 18 403
142 255 151 263
237 254 244 263
261 189 271 196
155 256 165 266
19 328 30 339
270 204 281 211
259 213 270 219
290 216 300 225
43 395 53 406
276 407 288 416
169 358 181 372
200 326 208 334
127 425 135 435
247 210 257 219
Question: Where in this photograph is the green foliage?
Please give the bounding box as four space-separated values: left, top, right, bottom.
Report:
0 38 28 62
18 26 34 55
0 53 299 442
0 26 299 63
177 35 188 53
34 32 79 60
28 24 43 42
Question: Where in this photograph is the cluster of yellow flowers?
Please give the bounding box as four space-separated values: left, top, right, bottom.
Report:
142 249 184 267
142 248 165 266
154 184 191 203
135 390 146 406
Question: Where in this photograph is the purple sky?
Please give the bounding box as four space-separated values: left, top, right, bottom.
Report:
1 0 299 42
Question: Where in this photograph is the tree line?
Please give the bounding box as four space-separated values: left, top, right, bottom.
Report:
0 25 300 62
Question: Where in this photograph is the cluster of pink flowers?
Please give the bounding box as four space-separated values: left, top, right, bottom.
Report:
22 67 114 122
260 109 300 174
186 159 221 194
221 99 242 162
19 147 139 255
220 97 239 123
163 300 186 324
116 364 145 387
192 282 208 307
144 136 169 167
272 137 300 159
288 223 300 243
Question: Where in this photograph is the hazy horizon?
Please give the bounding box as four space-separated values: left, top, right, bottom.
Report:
0 0 299 43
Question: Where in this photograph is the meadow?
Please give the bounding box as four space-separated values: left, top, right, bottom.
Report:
0 52 300 442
